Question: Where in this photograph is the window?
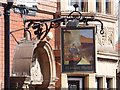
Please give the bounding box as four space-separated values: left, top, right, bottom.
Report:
96 0 102 13
105 0 111 14
68 77 83 90
95 78 100 89
105 78 112 89
66 0 88 12
95 77 103 89
81 0 88 12
69 0 79 6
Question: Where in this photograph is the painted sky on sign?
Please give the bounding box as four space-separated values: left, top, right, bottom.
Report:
79 29 93 38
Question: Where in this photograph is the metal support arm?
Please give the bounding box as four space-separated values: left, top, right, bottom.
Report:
10 4 104 42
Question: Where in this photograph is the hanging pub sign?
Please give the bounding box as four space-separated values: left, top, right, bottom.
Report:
61 27 96 72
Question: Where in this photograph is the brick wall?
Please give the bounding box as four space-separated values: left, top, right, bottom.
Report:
0 6 5 89
0 0 57 88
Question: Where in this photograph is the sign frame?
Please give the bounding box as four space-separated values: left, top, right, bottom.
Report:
61 26 96 73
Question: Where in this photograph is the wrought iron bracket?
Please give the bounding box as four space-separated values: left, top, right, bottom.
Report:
10 4 104 42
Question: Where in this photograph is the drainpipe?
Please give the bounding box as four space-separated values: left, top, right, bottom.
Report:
4 1 13 90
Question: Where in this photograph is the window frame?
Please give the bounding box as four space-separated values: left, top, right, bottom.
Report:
66 0 88 12
105 0 111 14
105 78 112 89
66 0 78 11
95 77 103 89
68 77 83 89
96 0 102 13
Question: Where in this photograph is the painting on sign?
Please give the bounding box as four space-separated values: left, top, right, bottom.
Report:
61 27 96 72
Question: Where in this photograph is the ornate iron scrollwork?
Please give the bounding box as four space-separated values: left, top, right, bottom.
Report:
68 4 83 19
10 4 104 42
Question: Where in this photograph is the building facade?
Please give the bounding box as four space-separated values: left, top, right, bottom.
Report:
55 0 119 89
0 0 58 89
0 0 119 89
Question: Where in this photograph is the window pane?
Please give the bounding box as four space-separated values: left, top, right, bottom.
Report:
81 1 88 12
70 0 75 6
68 0 78 6
105 0 111 14
68 77 83 89
106 78 110 89
81 1 84 11
95 78 100 89
67 0 88 12
96 0 101 13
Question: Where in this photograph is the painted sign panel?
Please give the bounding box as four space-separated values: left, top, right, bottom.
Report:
61 27 96 72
